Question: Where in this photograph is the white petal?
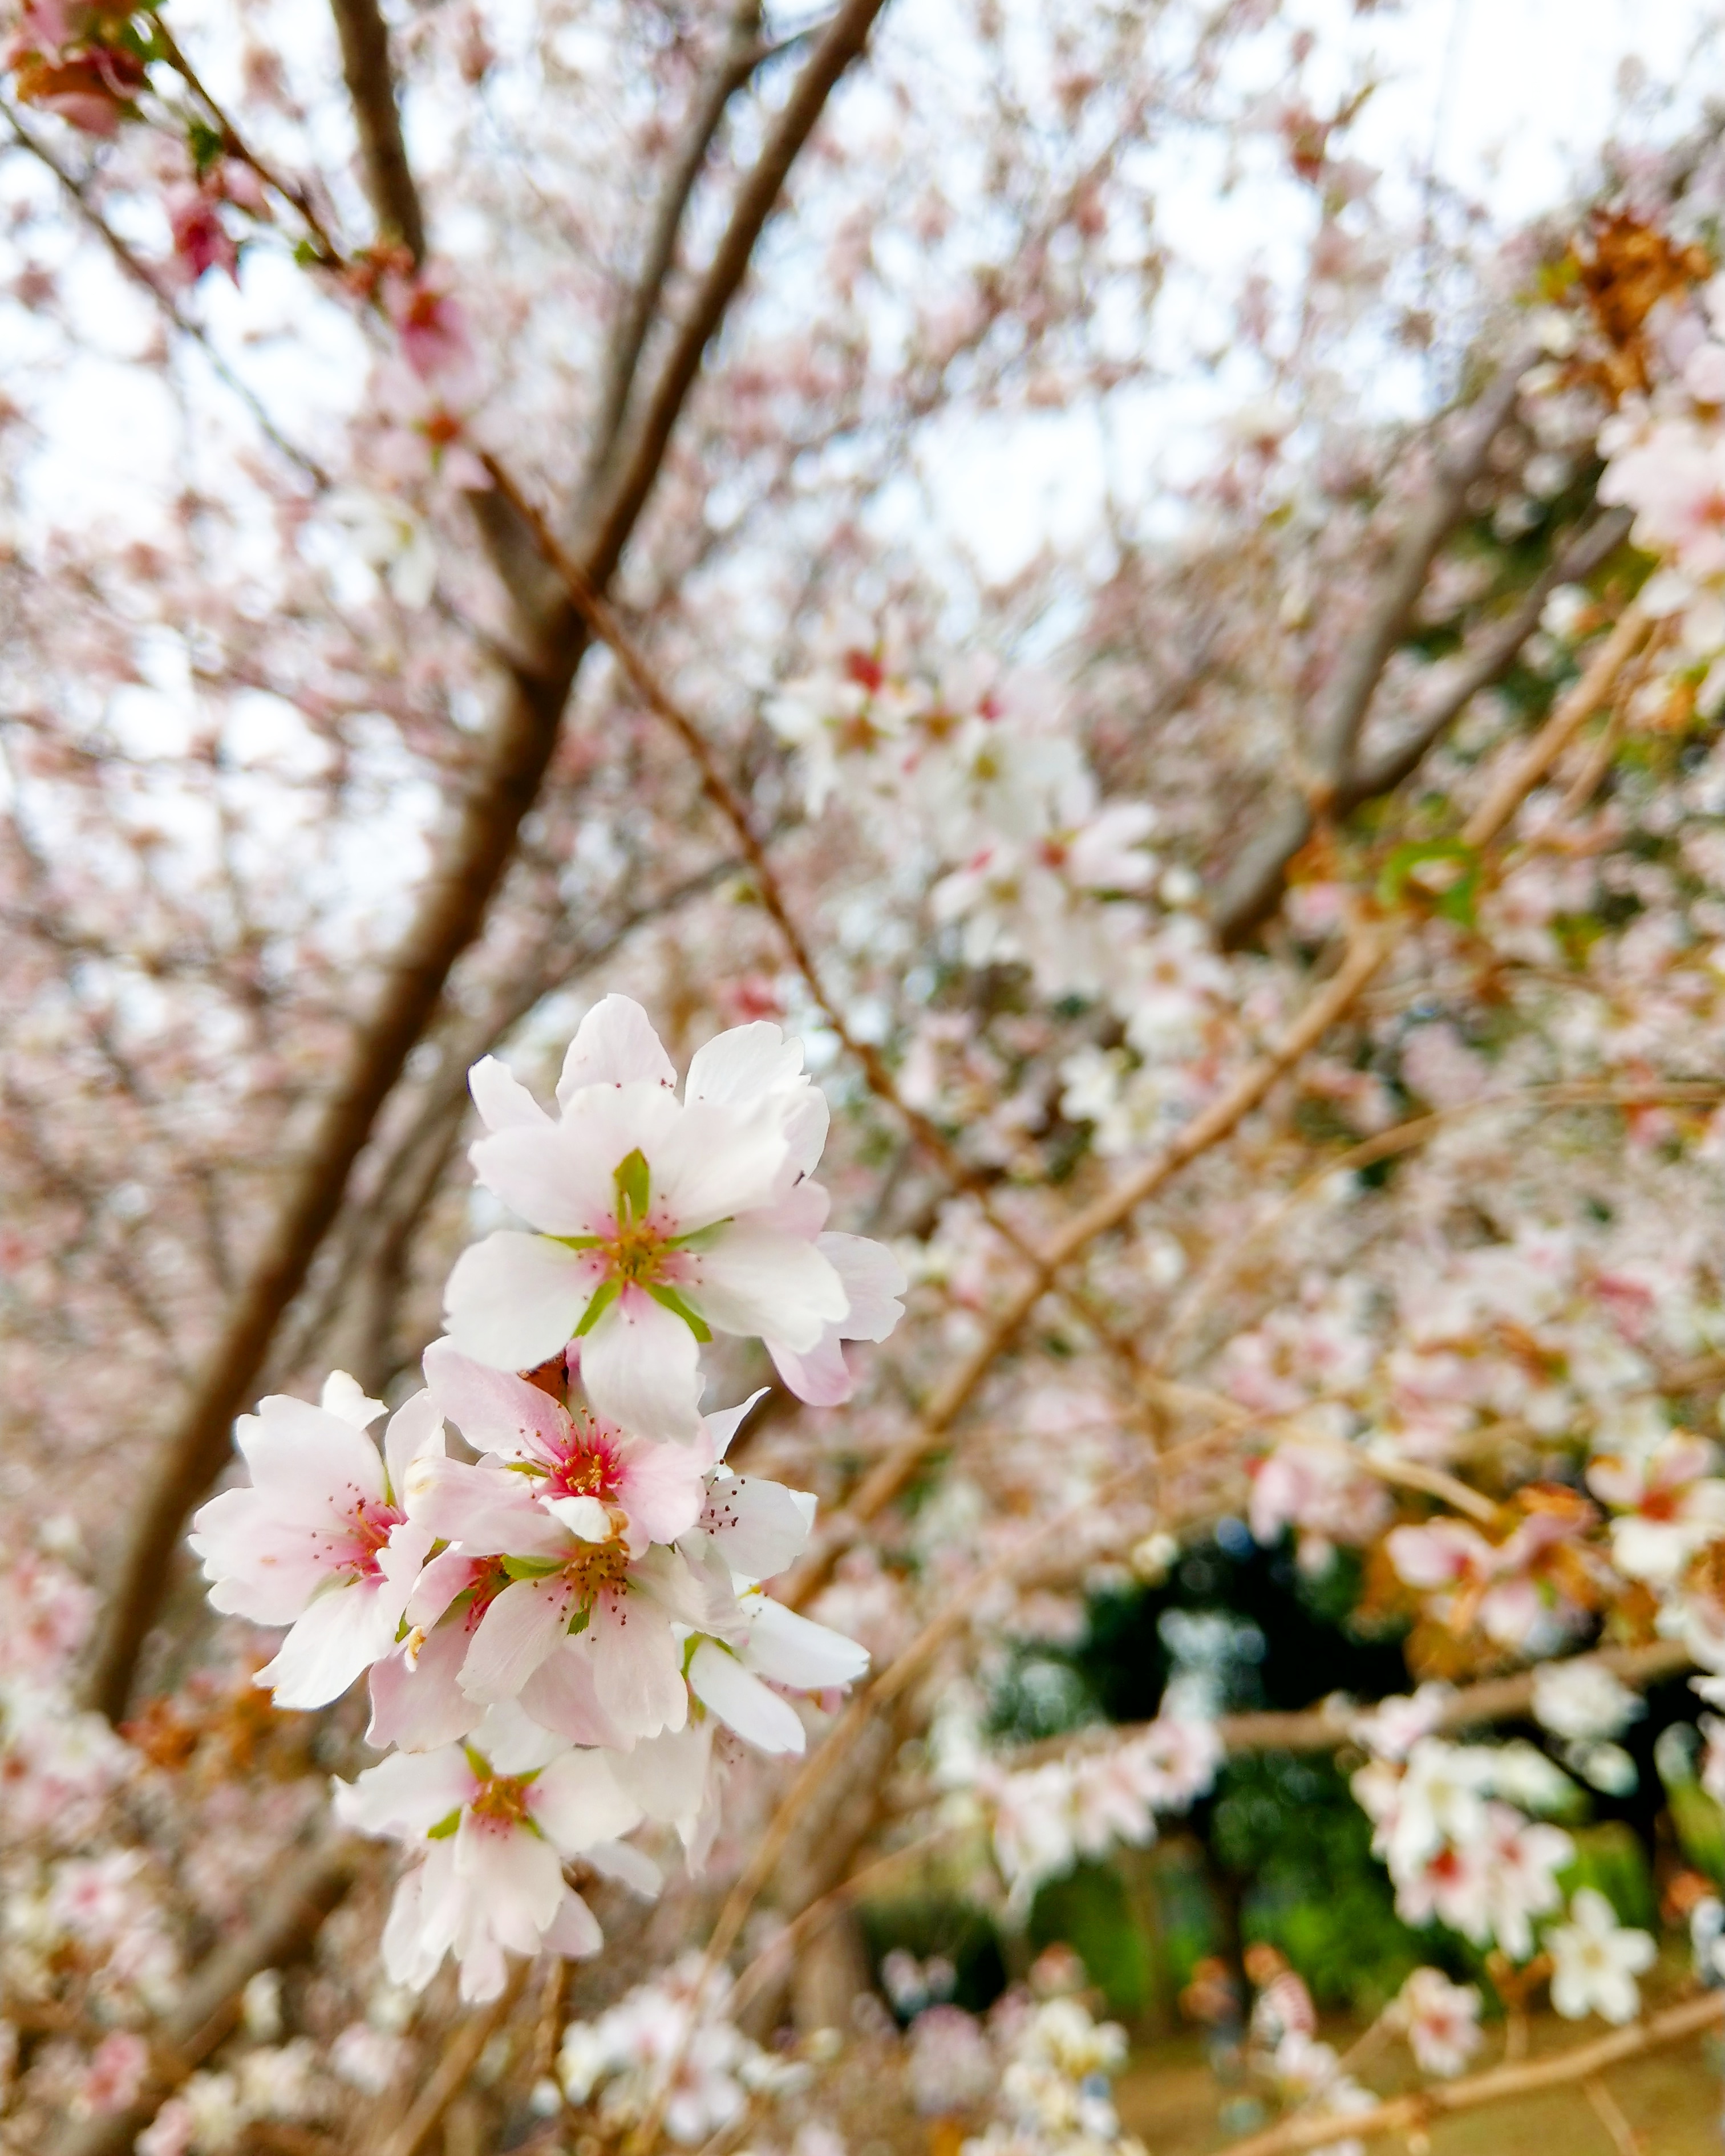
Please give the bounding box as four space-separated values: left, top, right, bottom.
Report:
742 1598 869 1690
404 1456 565 1557
468 1053 553 1131
443 1231 592 1371
546 1494 612 1541
470 1698 570 1774
820 1232 907 1342
688 1640 806 1753
557 995 675 1099
588 1592 687 1737
691 1226 847 1352
584 1840 662 1898
452 1812 565 1953
647 1097 792 1233
382 1865 444 1992
579 1290 704 1444
468 1122 620 1237
530 1749 642 1853
459 1577 576 1702
699 1389 770 1463
610 1722 714 1835
767 1330 855 1408
518 1638 633 1749
257 1583 397 1709
234 1396 387 1505
614 1436 708 1545
542 1887 604 1958
321 1371 388 1428
693 1473 812 1582
334 1743 473 1838
423 1338 570 1463
685 1022 805 1105
383 1389 446 1503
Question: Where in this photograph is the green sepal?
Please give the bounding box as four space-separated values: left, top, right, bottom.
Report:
504 1460 548 1477
426 1809 461 1841
566 1605 591 1638
647 1282 712 1343
613 1147 651 1222
501 1554 565 1580
575 1278 620 1337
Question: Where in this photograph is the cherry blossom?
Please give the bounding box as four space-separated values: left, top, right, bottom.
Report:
1394 1968 1482 2078
443 999 876 1441
333 1702 649 2001
187 1374 444 1710
1546 1889 1657 2024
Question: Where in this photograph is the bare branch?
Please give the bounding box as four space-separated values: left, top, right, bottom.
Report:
586 0 765 479
580 0 894 577
1214 1989 1723 2156
326 0 427 263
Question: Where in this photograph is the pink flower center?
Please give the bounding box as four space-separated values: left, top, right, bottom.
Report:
546 1416 624 1504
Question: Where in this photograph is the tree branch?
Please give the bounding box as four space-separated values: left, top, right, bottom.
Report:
585 0 765 480
1209 359 1586 947
326 0 426 263
1215 1989 1723 2156
579 0 893 574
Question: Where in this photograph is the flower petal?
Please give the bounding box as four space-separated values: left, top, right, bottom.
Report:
458 1575 576 1703
443 1231 592 1371
468 1053 552 1131
691 1472 812 1583
688 1639 805 1754
322 1370 388 1428
587 1591 687 1737
647 1097 792 1233
423 1338 570 1464
468 1122 621 1237
367 1624 482 1753
542 1887 604 1958
822 1232 907 1342
334 1742 474 1837
579 1290 704 1445
614 1434 708 1545
383 1388 446 1504
529 1749 642 1853
741 1597 868 1690
257 1582 400 1709
557 995 675 1099
690 1226 847 1352
518 1638 633 1749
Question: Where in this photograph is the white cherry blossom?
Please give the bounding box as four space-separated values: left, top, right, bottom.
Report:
443 998 878 1442
1546 1889 1655 2024
333 1702 651 2001
188 1375 444 1710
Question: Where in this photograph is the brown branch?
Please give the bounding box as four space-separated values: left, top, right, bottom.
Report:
580 0 893 573
586 0 766 478
48 1839 365 2156
1212 358 1531 943
1014 1637 1695 1767
371 1967 529 2156
1214 1989 1723 2156
326 0 426 262
1210 478 1630 948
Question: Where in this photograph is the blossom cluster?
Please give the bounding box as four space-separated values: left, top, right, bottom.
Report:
976 1705 1223 1908
189 1000 902 2001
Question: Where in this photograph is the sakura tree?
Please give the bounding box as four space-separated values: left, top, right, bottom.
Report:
9 1 1725 2153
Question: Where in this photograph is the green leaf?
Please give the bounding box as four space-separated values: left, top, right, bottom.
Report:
613 1147 650 1223
426 1809 461 1841
646 1282 712 1343
293 237 322 268
574 1278 620 1338
501 1554 565 1580
1378 838 1481 927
